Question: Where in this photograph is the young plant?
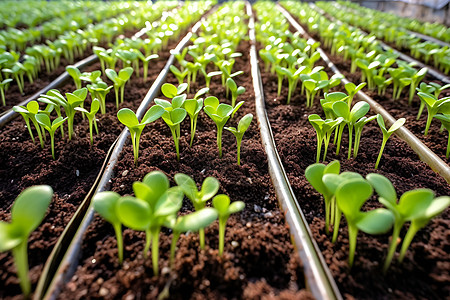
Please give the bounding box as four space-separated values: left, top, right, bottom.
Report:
13 101 45 147
417 92 450 136
117 171 184 276
170 65 189 85
367 173 450 270
92 191 124 263
35 114 67 159
138 53 158 81
225 113 253 165
174 173 220 249
184 88 208 147
167 208 218 267
305 160 341 235
66 65 82 90
375 115 406 169
117 105 165 165
212 194 245 256
0 78 13 106
433 114 450 158
408 67 427 105
87 81 113 115
335 179 394 267
201 69 222 88
75 98 100 145
203 96 243 158
309 115 344 162
226 77 245 107
106 67 134 108
344 82 366 109
0 185 53 297
353 115 377 158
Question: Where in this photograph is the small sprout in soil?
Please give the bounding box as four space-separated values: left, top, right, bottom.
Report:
167 208 218 268
417 92 450 136
0 185 53 297
308 114 344 162
117 171 184 276
344 82 366 109
174 174 220 249
13 101 45 147
35 114 67 159
87 81 113 115
226 77 245 107
433 113 450 158
137 53 158 82
335 178 394 268
106 67 134 108
203 96 243 158
0 78 13 106
117 106 165 165
367 173 450 270
66 65 82 90
201 70 222 88
92 191 124 263
305 160 340 235
184 88 208 147
375 115 406 169
75 98 100 145
212 194 245 256
170 65 189 85
225 113 253 165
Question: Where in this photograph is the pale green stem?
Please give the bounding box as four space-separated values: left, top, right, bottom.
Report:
237 139 242 166
217 126 223 158
170 231 181 268
347 125 353 160
12 242 31 297
332 206 341 243
151 228 160 276
113 223 123 264
218 217 226 256
375 137 388 169
50 132 55 159
398 223 420 263
348 224 358 268
199 228 205 250
383 220 402 273
424 109 433 136
143 229 151 258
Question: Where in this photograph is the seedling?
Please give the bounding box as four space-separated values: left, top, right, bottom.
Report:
87 81 113 114
170 65 189 85
174 173 219 249
0 78 12 106
344 82 366 109
92 191 124 263
375 115 406 169
167 208 218 267
13 101 45 147
66 65 82 89
367 173 450 270
335 179 394 267
0 185 53 297
212 194 245 256
226 77 245 107
75 98 100 145
106 67 134 108
117 106 165 165
305 160 340 235
417 92 450 136
433 114 450 158
308 115 343 162
184 88 208 147
117 171 184 276
201 70 222 88
225 113 253 165
138 53 158 82
353 115 377 158
35 114 67 159
203 96 243 158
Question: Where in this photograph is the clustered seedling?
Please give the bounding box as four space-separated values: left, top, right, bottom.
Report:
93 171 244 275
375 115 406 169
0 185 53 296
306 160 449 269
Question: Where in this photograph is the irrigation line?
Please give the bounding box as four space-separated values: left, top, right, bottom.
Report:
43 7 217 299
310 3 450 85
277 4 450 184
247 3 342 300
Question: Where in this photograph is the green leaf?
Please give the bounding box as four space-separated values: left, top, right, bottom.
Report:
173 208 218 232
366 173 397 204
356 208 394 234
204 96 219 109
228 201 245 214
174 173 197 201
11 185 53 235
398 189 434 220
93 191 121 225
212 194 230 214
305 163 327 196
162 83 178 98
141 105 165 124
200 177 220 201
27 101 39 114
117 108 139 127
0 222 22 252
336 179 373 217
237 114 253 132
117 196 151 230
154 187 183 217
141 171 170 203
388 118 405 134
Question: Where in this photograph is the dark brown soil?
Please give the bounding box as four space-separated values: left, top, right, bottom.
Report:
57 39 313 299
256 15 450 299
0 35 177 300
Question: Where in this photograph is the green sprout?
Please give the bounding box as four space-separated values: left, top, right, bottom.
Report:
92 191 124 263
137 53 158 82
87 81 113 115
0 185 53 297
226 77 245 107
0 78 13 106
433 114 450 158
353 115 377 158
117 105 165 165
201 70 222 88
203 96 243 158
117 171 184 276
367 173 450 270
305 160 340 235
106 67 134 108
167 208 218 267
212 194 245 256
35 114 67 159
75 98 100 145
335 178 394 268
13 101 45 147
417 92 450 136
170 65 189 85
225 113 253 165
184 88 208 147
308 115 344 162
174 173 219 249
375 115 406 169
344 82 366 109
66 65 82 90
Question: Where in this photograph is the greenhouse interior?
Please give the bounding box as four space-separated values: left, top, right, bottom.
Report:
0 0 449 299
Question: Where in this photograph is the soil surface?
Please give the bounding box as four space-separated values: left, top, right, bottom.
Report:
259 10 450 300
0 32 179 300
57 38 313 299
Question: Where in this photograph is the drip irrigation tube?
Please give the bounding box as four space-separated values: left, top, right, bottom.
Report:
309 3 450 85
247 3 342 300
43 8 216 299
405 30 450 48
277 4 450 184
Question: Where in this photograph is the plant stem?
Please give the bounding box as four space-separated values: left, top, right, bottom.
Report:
347 125 353 160
24 118 35 143
89 119 94 145
332 206 341 243
315 132 322 163
68 117 74 140
144 229 151 258
50 132 55 159
189 115 197 147
120 86 125 104
236 139 242 166
336 124 345 155
170 231 180 268
217 126 223 158
115 88 119 109
398 222 422 263
218 218 226 256
446 135 450 159
347 225 358 268
151 228 160 276
199 228 205 250
383 221 402 272
424 109 433 136
12 242 30 297
1 88 5 106
375 137 388 169
170 127 180 161
324 199 330 234
113 223 123 264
